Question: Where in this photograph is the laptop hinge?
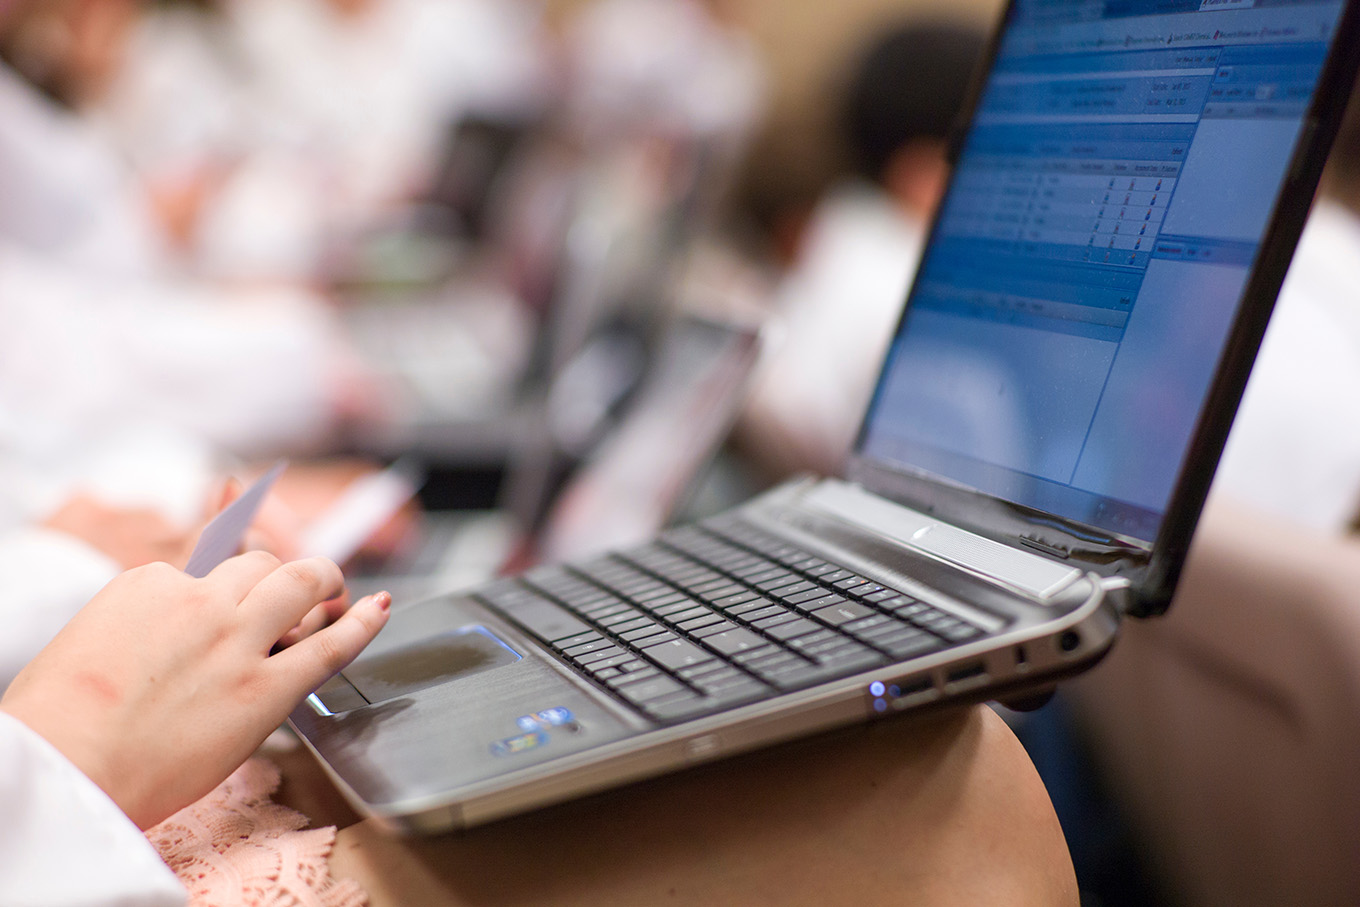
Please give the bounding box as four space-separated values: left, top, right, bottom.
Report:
796 480 1084 602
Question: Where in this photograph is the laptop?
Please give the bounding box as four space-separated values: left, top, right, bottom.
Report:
291 0 1360 834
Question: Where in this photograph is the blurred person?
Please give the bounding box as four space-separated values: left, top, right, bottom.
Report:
0 0 381 449
736 22 987 479
0 0 171 276
1209 78 1360 533
562 0 763 157
96 0 552 281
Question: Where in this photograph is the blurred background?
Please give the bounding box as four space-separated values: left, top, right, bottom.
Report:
5 1 1360 904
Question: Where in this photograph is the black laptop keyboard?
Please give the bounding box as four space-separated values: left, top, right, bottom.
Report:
472 518 991 724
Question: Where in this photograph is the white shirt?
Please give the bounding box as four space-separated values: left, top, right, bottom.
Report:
1212 200 1360 533
0 713 186 907
740 184 925 477
100 0 550 282
0 244 343 461
0 63 170 279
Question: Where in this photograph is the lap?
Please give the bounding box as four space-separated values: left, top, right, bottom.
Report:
291 705 1076 906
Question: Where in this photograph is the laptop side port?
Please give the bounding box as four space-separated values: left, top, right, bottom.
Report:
943 661 989 692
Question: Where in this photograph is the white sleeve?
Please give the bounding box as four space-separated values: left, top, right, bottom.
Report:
0 245 343 459
0 528 120 693
0 713 186 907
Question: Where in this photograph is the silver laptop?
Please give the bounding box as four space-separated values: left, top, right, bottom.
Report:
291 0 1360 834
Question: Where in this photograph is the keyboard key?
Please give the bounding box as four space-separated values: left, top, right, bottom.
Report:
878 633 947 659
939 623 984 643
605 667 660 687
703 628 768 656
579 652 633 673
816 647 886 672
610 616 660 635
842 615 893 634
806 640 878 664
645 694 712 722
691 620 739 639
750 612 801 630
712 590 760 610
782 587 834 606
697 583 746 602
620 624 671 642
764 618 824 641
653 599 702 617
811 601 875 626
736 604 791 622
767 581 818 601
677 613 726 632
563 638 619 658
643 639 717 671
790 594 848 614
613 675 687 705
552 631 604 650
788 630 838 652
678 661 731 680
687 666 750 691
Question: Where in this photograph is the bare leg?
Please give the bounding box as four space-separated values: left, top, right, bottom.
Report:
317 705 1077 906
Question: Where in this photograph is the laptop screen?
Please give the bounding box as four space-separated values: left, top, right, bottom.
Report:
857 0 1347 542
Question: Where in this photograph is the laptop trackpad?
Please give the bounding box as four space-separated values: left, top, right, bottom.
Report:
342 626 521 704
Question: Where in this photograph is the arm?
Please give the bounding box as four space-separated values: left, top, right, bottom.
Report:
0 712 186 907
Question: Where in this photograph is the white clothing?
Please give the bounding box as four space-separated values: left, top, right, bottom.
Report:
739 184 925 477
565 0 764 144
0 712 186 907
0 530 119 692
101 0 550 281
1212 200 1360 533
0 64 170 278
0 245 343 461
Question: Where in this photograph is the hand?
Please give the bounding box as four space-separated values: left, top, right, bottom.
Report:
257 458 422 567
0 553 390 829
41 494 197 570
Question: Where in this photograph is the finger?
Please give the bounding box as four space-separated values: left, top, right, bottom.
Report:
201 549 284 602
237 556 346 648
266 591 391 698
273 598 329 649
207 476 244 520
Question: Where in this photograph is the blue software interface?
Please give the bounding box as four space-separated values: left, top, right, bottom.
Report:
858 0 1345 541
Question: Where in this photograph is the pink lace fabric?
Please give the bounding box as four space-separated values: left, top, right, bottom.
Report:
145 758 367 907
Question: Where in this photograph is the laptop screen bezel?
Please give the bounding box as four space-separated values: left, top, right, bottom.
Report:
845 0 1360 617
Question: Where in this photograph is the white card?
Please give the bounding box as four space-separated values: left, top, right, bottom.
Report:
183 461 287 578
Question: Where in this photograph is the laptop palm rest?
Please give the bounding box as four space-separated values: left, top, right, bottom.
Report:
343 626 522 704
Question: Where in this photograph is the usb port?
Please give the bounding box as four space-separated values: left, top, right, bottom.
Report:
945 662 987 687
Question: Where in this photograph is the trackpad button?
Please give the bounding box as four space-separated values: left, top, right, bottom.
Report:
342 626 521 703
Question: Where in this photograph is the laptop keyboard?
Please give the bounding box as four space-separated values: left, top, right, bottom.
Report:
472 518 992 723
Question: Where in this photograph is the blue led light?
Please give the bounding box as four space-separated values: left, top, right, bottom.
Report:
873 698 888 713
537 707 575 726
869 681 886 697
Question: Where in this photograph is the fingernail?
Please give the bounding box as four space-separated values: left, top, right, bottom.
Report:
373 591 392 612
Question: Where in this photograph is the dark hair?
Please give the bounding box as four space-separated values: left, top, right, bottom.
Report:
839 21 987 184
